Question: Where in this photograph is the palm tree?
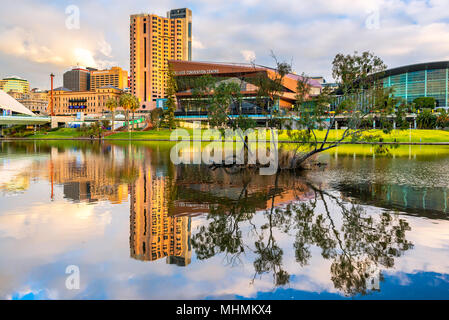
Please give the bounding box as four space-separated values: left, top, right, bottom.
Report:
129 95 140 130
119 93 133 132
105 98 118 131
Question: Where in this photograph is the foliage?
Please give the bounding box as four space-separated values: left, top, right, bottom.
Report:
165 67 177 130
416 108 437 129
150 107 164 130
119 93 139 131
105 97 118 131
413 97 436 109
436 109 449 128
188 168 413 295
285 51 393 169
395 103 409 129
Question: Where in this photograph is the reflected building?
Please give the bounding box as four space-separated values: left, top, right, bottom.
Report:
48 147 129 204
338 182 449 218
129 166 191 266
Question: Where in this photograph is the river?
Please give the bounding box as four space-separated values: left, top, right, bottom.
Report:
0 141 448 299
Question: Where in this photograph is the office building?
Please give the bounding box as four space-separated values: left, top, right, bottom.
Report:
90 67 128 91
0 77 30 94
130 8 192 109
63 68 91 92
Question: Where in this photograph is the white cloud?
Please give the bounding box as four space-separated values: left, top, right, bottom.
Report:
1 0 449 87
241 50 256 62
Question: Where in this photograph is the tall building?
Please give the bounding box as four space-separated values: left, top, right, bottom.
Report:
130 8 192 109
0 77 30 93
90 67 128 91
63 68 91 92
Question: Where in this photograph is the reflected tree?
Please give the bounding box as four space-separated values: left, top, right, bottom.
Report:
190 171 413 296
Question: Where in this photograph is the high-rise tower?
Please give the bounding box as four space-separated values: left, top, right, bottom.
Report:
130 8 192 109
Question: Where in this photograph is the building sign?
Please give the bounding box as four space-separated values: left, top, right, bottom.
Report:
156 98 168 109
175 69 220 76
69 105 87 110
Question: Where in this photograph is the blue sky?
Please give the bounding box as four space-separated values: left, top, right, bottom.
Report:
1 0 449 89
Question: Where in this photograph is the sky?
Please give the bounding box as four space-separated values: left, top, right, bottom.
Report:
1 0 449 89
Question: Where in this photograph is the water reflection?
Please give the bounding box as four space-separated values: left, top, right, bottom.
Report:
0 141 448 299
180 168 413 296
129 165 192 266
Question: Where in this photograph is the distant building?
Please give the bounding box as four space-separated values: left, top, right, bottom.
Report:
169 60 322 114
90 67 128 91
0 89 35 116
52 86 122 115
130 8 192 109
378 61 449 108
0 77 30 94
8 90 48 114
310 77 339 93
63 68 91 92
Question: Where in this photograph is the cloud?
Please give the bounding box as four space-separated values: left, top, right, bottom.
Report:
241 50 256 62
192 36 205 50
2 0 449 88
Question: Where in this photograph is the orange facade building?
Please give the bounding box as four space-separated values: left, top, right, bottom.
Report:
130 8 192 110
168 60 322 114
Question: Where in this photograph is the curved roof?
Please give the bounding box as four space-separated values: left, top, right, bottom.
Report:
0 90 35 116
382 61 449 78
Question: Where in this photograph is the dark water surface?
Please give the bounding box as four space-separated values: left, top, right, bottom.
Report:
0 141 448 300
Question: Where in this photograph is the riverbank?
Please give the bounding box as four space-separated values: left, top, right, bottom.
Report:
3 128 449 144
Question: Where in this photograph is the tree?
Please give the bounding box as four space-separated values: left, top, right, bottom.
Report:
105 98 118 131
150 107 164 131
187 168 413 294
436 109 449 129
191 74 256 160
129 95 140 131
119 93 139 132
190 55 293 164
165 67 177 130
283 51 393 169
414 97 436 110
416 108 437 129
253 51 292 128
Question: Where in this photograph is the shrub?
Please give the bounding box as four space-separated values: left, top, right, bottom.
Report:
436 109 449 129
416 108 437 129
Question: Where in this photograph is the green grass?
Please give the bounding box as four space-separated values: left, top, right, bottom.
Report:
21 128 449 143
278 129 449 143
28 128 86 139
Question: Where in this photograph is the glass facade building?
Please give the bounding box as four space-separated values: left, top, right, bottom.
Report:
381 61 449 108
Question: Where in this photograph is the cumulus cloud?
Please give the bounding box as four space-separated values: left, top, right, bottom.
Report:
241 50 256 62
192 36 205 49
1 0 449 88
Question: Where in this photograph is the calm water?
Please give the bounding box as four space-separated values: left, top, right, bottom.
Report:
0 141 449 300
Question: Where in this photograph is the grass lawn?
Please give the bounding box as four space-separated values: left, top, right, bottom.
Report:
22 128 449 143
278 129 449 143
28 128 87 139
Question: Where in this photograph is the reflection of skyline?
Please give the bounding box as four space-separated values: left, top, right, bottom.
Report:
49 148 129 204
0 142 449 299
129 165 191 267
